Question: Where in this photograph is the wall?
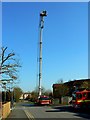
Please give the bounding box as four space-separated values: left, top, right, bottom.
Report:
2 102 11 119
0 102 2 120
61 96 72 105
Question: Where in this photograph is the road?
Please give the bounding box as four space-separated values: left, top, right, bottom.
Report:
8 101 90 119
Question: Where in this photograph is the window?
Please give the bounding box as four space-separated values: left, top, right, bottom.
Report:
72 93 76 100
77 93 82 99
87 92 90 99
83 93 87 98
39 97 50 100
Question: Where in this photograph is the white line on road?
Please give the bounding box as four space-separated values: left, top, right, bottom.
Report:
23 107 35 120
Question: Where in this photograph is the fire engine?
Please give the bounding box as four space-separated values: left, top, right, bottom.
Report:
72 89 90 109
36 95 51 105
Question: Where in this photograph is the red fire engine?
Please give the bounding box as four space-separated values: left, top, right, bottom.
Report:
36 95 51 105
72 89 90 109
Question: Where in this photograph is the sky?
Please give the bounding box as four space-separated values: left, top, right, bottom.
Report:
2 2 88 92
1 0 90 2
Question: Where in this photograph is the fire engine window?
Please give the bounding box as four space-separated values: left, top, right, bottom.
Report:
87 92 90 99
77 93 82 99
83 93 87 97
72 93 76 100
39 97 50 100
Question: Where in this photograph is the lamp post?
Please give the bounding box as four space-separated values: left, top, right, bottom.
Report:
38 10 47 98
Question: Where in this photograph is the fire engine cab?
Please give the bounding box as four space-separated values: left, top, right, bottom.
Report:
36 95 51 105
72 89 90 109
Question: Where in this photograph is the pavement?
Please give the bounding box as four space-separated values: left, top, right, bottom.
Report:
6 103 29 120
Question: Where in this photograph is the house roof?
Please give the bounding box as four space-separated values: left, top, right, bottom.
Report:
53 79 90 88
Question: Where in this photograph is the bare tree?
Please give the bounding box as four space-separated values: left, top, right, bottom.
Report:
44 89 52 97
0 47 21 83
56 78 63 84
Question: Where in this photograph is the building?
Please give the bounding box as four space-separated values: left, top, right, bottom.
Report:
19 92 31 100
53 79 90 98
52 84 63 98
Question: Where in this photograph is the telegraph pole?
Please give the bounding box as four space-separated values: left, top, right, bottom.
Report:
38 10 47 98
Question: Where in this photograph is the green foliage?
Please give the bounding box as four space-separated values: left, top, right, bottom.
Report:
44 89 52 97
30 87 53 102
13 87 23 102
30 91 38 102
81 81 90 89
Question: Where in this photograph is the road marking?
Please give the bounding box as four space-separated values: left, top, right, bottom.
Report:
23 107 35 120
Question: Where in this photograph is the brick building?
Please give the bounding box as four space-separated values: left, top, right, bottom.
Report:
53 79 90 98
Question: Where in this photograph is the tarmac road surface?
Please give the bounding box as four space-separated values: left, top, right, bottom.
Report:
7 101 90 120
